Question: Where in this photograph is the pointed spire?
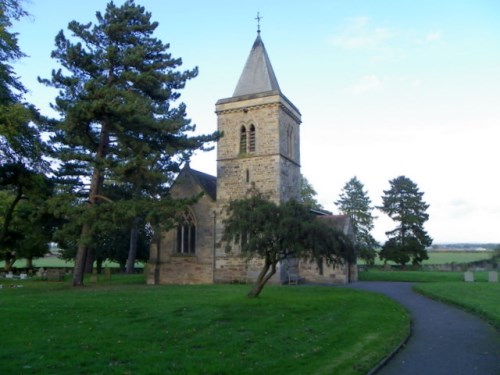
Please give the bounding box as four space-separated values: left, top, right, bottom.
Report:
232 34 281 97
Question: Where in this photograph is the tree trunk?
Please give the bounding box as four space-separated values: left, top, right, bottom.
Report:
84 246 94 274
72 123 109 287
73 224 89 286
96 258 103 274
154 232 161 285
125 218 139 274
247 259 277 298
0 187 23 246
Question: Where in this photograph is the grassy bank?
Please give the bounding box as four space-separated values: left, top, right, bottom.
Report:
358 269 490 282
0 276 409 375
414 282 500 329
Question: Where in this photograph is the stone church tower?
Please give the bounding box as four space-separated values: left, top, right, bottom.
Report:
213 33 302 283
146 32 355 286
215 33 302 206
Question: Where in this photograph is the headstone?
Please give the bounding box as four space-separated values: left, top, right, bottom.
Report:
464 271 474 282
20 273 27 280
6 272 13 279
104 267 111 280
89 269 98 283
488 271 498 283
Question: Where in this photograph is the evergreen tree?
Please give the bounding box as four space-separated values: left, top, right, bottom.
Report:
378 176 432 266
0 1 50 262
300 174 324 210
335 176 378 265
40 1 218 286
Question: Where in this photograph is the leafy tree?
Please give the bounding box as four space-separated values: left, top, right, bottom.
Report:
300 174 324 210
40 1 218 286
378 176 432 266
0 164 56 270
335 176 378 265
221 192 352 298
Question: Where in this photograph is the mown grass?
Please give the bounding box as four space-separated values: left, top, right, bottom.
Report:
0 275 409 375
415 282 500 329
359 269 490 283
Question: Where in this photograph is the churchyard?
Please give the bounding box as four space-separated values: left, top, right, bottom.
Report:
0 275 408 375
1 251 498 374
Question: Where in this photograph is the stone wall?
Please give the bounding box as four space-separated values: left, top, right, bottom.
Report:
147 169 216 285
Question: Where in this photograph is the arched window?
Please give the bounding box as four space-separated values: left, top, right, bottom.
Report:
249 124 256 152
176 211 196 254
240 126 247 154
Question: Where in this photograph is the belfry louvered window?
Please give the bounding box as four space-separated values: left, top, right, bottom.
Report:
249 124 256 152
240 126 247 154
176 211 196 254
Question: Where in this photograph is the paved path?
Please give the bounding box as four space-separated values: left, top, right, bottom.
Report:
347 282 500 375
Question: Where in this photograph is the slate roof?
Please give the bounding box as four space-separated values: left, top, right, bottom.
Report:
318 215 353 236
233 34 281 97
188 167 217 201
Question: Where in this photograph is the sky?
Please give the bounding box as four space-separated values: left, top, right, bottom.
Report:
10 0 500 244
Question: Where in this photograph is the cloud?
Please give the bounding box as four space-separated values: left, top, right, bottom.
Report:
330 17 391 49
349 75 382 94
425 31 442 42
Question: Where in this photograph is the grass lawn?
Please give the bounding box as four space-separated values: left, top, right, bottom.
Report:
0 275 409 375
359 269 490 283
414 282 500 329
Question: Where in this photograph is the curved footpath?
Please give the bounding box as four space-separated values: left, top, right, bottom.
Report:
347 282 500 375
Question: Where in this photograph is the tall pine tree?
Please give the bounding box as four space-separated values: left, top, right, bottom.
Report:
41 1 218 285
378 176 432 266
335 176 378 265
0 0 50 262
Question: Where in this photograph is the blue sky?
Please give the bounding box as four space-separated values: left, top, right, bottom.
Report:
11 0 500 243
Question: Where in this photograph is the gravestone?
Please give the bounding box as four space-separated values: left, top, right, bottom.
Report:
464 271 474 282
488 271 498 283
89 269 98 283
104 267 111 280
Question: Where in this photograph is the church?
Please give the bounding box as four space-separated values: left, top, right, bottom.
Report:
147 31 357 286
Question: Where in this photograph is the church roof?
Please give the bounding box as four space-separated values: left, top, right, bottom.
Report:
187 167 217 201
233 34 281 97
318 215 353 236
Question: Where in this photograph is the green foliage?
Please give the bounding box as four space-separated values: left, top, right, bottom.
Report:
222 192 353 297
0 163 56 269
39 0 218 284
335 176 378 265
300 174 324 210
0 280 409 375
379 176 432 266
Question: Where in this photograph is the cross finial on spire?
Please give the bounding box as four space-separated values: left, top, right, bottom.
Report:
255 12 262 34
